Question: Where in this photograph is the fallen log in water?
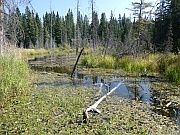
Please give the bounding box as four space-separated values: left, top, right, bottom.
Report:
83 80 124 123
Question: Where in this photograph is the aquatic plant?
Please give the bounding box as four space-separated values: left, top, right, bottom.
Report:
1 68 179 134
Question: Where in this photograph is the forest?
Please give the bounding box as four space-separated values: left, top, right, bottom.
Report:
2 0 180 55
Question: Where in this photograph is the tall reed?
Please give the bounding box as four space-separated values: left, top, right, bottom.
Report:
0 56 30 103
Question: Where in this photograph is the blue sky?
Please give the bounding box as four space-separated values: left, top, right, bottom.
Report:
20 0 157 20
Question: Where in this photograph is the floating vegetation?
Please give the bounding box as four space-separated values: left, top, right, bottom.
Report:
1 71 179 134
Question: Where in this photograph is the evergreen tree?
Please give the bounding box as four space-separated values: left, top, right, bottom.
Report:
129 0 152 55
82 14 89 47
24 6 32 48
35 13 43 48
30 11 38 47
65 9 74 46
90 11 99 49
98 13 108 44
54 12 62 46
15 7 23 48
154 0 172 52
43 13 50 48
61 17 67 46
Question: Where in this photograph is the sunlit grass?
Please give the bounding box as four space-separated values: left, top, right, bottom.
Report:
82 54 158 73
0 56 30 105
116 55 158 73
19 48 50 56
81 54 115 69
165 62 180 84
82 53 180 84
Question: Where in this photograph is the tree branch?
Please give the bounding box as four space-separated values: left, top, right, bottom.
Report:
83 80 124 123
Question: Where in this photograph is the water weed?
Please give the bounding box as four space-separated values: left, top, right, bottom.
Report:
1 71 179 134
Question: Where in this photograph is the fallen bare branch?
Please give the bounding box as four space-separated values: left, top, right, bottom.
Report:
83 80 124 123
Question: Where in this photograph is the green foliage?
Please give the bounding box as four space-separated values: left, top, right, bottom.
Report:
82 53 180 84
162 55 180 84
81 54 115 69
158 54 178 72
0 56 30 102
81 54 99 68
53 45 73 54
166 65 180 84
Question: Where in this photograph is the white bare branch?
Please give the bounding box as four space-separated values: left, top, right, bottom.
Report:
83 80 124 123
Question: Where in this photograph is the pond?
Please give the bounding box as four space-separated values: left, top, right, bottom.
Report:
71 73 179 125
29 54 180 127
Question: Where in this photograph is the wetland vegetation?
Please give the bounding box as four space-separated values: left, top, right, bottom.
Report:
0 48 180 134
0 0 180 134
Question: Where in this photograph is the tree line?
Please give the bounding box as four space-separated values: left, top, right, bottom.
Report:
2 0 180 56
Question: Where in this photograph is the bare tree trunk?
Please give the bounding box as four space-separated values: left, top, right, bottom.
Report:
91 0 95 51
71 47 84 77
0 0 4 55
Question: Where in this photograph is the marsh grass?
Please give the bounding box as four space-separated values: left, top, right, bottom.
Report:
19 48 50 57
165 64 180 84
82 54 158 73
53 45 74 54
0 56 30 104
81 54 115 69
82 53 180 84
158 54 180 84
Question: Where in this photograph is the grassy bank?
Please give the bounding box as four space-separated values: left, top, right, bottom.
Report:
18 46 76 60
81 53 180 84
0 56 30 106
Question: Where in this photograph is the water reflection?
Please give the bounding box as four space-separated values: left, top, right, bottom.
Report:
72 73 180 126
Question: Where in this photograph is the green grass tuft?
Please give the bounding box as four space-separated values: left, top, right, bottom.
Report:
0 56 30 103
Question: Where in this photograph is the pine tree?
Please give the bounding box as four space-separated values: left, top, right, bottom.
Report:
35 13 43 48
98 13 108 44
82 14 89 47
24 6 32 48
43 13 50 48
154 0 172 52
65 9 74 46
54 12 62 46
15 7 23 48
129 0 153 56
30 11 38 47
